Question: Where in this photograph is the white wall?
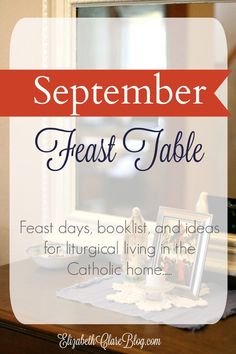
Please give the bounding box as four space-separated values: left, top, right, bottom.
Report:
215 3 236 53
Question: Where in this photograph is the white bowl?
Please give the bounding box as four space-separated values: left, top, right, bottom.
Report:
27 244 80 270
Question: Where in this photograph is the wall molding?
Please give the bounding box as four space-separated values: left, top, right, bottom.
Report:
43 0 236 17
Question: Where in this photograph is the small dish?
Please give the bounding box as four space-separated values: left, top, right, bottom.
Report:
27 243 80 269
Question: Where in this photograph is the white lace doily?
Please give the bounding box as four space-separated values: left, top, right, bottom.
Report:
106 281 209 312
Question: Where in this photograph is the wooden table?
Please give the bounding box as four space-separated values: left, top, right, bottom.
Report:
0 264 236 354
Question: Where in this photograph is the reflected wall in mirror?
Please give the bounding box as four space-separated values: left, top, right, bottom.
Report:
75 6 167 220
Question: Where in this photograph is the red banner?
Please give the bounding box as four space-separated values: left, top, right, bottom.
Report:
0 70 229 117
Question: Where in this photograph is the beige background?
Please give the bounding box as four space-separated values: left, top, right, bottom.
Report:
0 1 235 265
0 0 42 265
